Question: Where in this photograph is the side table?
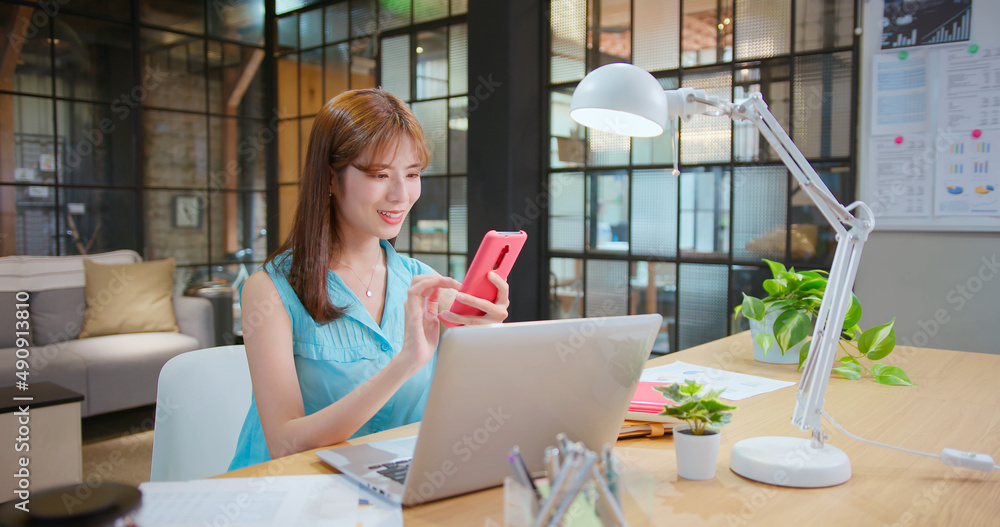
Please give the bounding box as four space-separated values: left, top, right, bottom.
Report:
0 382 84 501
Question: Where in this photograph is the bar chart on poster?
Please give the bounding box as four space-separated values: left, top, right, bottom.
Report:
860 0 1000 231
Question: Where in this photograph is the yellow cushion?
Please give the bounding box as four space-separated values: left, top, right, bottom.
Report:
78 258 179 338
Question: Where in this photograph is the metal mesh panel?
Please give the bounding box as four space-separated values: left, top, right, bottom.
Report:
677 263 728 350
414 253 448 275
793 52 853 159
794 0 854 52
299 8 323 49
452 0 467 15
631 261 676 354
550 0 586 83
679 167 730 258
449 176 467 253
548 172 584 252
300 49 323 115
325 3 349 43
449 24 468 96
735 0 790 60
585 260 628 318
680 70 732 164
549 257 583 319
587 171 629 252
631 169 677 258
449 97 468 174
411 177 448 252
381 35 411 101
634 0 680 72
350 0 376 37
449 254 467 282
380 0 411 29
414 0 449 23
277 15 297 50
588 129 630 167
324 43 349 100
550 88 585 169
411 99 448 175
732 165 787 262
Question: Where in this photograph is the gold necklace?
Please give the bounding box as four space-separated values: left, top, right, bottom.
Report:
336 249 381 298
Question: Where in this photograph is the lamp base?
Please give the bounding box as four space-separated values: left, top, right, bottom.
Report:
730 436 851 488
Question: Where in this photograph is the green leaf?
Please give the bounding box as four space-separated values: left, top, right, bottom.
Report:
763 258 786 279
832 362 862 380
762 278 785 296
799 345 809 369
755 332 776 356
773 310 810 352
841 325 861 341
741 294 765 321
873 365 916 386
838 355 860 365
799 278 826 292
859 318 896 360
843 294 863 330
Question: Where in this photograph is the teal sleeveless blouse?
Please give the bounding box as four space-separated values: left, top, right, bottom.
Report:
228 240 436 470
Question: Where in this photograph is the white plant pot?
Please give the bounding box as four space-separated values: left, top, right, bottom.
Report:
748 310 808 365
673 424 722 480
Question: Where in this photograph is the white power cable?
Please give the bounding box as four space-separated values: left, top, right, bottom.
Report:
821 409 999 472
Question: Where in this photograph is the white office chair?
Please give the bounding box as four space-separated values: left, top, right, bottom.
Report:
150 345 252 481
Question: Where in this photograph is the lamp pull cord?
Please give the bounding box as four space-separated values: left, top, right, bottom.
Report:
821 410 1000 472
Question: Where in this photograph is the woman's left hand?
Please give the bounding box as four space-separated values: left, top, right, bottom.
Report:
438 271 510 326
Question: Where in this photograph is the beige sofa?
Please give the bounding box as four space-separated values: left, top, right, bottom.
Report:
0 250 214 417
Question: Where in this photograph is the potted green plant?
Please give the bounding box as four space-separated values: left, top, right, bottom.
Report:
655 380 738 480
734 259 914 386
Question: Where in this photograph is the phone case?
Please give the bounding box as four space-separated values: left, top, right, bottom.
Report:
443 230 527 326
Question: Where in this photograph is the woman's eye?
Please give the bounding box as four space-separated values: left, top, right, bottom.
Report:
371 173 388 179
407 173 420 179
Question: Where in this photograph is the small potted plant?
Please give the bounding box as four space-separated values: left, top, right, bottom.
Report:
655 380 738 480
734 259 914 386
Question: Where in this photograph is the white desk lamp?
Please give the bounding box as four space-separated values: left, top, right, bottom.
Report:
569 62 875 488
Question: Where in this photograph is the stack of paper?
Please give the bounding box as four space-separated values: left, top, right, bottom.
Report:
134 474 402 526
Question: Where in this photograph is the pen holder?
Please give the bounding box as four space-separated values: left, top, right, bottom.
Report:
503 477 608 527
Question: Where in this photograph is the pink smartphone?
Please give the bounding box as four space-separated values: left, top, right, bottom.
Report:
442 230 527 326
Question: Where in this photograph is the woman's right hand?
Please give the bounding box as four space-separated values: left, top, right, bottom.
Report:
399 274 462 372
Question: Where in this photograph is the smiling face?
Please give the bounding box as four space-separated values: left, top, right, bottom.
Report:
331 134 422 243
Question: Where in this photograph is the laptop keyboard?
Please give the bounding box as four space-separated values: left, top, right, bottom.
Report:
372 459 411 484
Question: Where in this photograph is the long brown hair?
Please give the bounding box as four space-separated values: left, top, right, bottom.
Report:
270 88 430 323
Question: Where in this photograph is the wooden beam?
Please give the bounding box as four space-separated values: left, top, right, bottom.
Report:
226 48 264 109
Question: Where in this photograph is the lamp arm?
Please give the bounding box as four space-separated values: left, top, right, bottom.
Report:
726 93 875 440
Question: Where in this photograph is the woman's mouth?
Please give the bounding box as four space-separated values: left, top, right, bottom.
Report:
378 210 405 225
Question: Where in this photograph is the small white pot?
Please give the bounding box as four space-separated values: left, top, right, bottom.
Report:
673 424 722 480
748 310 808 365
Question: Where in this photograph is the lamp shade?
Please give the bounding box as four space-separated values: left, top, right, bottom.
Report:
569 63 668 137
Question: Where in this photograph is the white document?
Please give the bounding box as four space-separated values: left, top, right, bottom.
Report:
868 133 933 218
134 474 402 527
941 45 1000 131
871 51 929 136
934 128 1000 216
639 361 795 401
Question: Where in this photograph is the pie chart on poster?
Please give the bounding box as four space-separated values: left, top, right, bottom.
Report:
946 186 964 195
974 185 995 194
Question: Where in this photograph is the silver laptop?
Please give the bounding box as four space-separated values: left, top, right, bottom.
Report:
316 314 663 506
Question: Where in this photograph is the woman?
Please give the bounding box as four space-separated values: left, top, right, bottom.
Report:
229 88 510 470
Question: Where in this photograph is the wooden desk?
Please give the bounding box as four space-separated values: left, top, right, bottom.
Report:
223 332 1000 526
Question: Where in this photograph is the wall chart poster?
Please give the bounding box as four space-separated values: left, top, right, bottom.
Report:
882 0 972 49
935 129 998 216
